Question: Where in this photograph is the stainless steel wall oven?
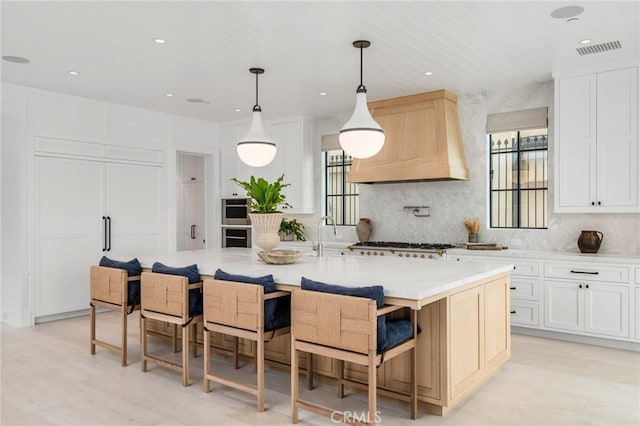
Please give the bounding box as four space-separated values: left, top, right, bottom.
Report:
222 198 250 225
222 227 252 248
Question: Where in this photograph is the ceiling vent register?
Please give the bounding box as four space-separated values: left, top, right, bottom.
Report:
576 40 621 56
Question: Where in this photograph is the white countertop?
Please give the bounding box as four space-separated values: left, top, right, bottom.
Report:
447 248 640 264
138 248 513 304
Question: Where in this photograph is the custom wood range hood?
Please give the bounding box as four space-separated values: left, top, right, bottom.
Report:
347 89 469 183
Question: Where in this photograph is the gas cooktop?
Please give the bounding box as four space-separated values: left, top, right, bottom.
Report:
351 241 456 250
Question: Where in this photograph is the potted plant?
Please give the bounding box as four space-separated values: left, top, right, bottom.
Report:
279 218 306 241
231 174 291 251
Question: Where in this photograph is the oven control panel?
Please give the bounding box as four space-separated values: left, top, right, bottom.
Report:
353 249 446 260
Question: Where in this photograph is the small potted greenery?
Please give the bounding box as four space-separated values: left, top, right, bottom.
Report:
231 174 290 251
279 218 306 241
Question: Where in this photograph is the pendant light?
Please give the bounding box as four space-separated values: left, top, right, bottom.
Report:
237 67 276 167
339 40 385 159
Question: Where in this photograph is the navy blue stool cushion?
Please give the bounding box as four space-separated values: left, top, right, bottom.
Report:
99 256 141 306
300 277 386 353
213 269 289 332
382 320 414 351
151 262 202 316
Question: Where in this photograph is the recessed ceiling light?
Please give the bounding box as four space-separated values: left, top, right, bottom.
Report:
579 39 592 45
319 92 327 96
68 70 79 76
2 55 30 64
424 71 433 76
153 38 167 44
166 93 174 97
550 5 584 19
234 108 242 112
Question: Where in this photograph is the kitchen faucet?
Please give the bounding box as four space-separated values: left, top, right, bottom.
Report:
317 216 337 257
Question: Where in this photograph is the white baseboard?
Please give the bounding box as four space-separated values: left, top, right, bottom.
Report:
512 326 640 352
1 308 34 327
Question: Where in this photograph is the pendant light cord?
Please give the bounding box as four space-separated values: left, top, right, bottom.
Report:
253 72 261 112
357 45 367 94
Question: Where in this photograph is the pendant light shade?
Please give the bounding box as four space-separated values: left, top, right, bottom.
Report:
237 68 276 167
339 40 385 159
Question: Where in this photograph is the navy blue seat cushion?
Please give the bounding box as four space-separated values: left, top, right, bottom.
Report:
99 256 141 306
214 269 289 332
151 262 202 316
382 320 413 351
300 277 386 352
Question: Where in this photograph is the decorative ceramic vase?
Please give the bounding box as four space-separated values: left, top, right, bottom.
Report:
577 230 603 253
468 233 478 243
249 212 283 252
356 218 373 243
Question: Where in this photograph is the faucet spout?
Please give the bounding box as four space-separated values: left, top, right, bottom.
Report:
317 216 337 257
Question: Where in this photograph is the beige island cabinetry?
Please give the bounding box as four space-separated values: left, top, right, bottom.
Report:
140 249 512 415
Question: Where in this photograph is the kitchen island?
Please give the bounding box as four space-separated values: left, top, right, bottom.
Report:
139 248 513 415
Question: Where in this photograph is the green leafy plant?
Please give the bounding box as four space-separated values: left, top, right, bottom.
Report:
231 174 291 213
279 218 306 241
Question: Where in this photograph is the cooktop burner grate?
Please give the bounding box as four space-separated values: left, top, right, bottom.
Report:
352 241 456 250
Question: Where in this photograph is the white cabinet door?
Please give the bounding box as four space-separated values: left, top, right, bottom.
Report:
181 153 204 182
584 283 629 338
556 73 597 210
179 182 205 251
544 280 583 332
596 67 639 209
220 123 253 197
106 163 163 258
36 157 105 316
635 287 640 341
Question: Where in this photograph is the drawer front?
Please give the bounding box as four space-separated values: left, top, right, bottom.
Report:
509 277 540 301
453 255 539 277
510 302 539 327
544 262 629 283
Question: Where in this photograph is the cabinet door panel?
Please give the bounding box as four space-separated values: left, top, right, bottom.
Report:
544 280 583 332
107 163 162 236
510 301 539 327
596 67 638 208
557 74 597 209
485 277 510 372
584 283 629 338
449 286 483 401
635 287 640 341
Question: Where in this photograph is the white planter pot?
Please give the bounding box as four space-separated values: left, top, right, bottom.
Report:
249 212 283 252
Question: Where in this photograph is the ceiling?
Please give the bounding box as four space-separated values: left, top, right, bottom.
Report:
2 1 638 123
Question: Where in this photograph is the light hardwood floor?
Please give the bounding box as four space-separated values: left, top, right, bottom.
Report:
2 311 639 425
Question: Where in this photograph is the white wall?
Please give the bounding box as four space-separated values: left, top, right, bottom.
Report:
1 83 221 326
359 81 640 255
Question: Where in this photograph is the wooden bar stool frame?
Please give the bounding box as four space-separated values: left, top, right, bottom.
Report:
90 265 141 367
291 290 418 425
140 271 203 387
202 278 291 412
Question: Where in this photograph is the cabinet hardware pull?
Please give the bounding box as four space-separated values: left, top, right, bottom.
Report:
597 201 601 206
191 225 196 239
106 216 111 251
102 216 107 252
591 201 595 206
509 287 516 290
579 284 583 289
570 270 599 275
510 310 516 314
586 284 589 289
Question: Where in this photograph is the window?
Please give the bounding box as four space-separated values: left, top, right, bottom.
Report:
324 149 359 225
489 128 548 228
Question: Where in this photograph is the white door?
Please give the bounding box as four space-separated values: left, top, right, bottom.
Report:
35 156 105 316
556 74 597 210
584 283 629 338
106 163 163 258
543 280 583 332
596 67 638 208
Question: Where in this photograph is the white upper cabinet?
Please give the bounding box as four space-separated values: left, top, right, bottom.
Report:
554 66 639 213
220 116 315 213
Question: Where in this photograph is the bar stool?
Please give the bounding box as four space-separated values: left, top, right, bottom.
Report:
291 277 418 425
140 262 203 387
203 269 291 412
90 257 142 366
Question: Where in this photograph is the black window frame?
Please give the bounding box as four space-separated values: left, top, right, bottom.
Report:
489 130 548 229
324 150 358 226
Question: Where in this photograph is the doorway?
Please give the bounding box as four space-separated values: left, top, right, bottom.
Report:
176 152 206 251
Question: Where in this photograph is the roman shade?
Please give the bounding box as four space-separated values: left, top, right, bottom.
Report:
320 134 341 151
486 107 548 133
